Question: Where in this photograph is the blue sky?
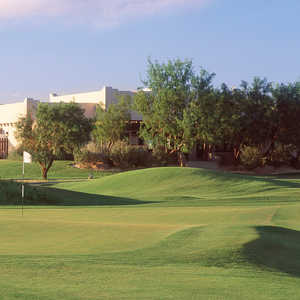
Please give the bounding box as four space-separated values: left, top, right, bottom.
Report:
0 0 300 103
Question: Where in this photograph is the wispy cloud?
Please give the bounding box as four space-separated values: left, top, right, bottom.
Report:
0 0 209 27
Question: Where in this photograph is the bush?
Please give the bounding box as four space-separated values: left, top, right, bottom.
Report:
240 146 265 170
268 144 295 168
74 142 152 169
74 148 112 167
151 146 178 166
110 141 152 169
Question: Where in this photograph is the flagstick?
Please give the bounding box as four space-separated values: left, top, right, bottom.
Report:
22 151 32 216
22 158 24 216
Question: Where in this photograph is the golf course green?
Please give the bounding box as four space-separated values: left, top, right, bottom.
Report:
1 166 300 299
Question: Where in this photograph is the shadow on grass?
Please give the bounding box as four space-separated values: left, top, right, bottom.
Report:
0 180 153 206
201 168 300 189
242 226 300 277
41 187 153 206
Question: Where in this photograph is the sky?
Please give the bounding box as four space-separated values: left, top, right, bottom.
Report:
0 0 300 103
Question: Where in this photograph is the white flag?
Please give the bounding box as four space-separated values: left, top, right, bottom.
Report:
23 151 32 164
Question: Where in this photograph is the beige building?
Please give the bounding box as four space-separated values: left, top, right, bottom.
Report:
0 98 39 153
0 86 141 157
49 86 141 120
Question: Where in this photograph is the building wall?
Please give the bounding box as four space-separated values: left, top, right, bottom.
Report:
0 86 143 154
50 86 142 120
49 87 107 106
0 98 38 150
111 89 142 120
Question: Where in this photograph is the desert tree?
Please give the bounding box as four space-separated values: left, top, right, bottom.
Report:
15 102 91 179
92 94 131 149
135 58 215 166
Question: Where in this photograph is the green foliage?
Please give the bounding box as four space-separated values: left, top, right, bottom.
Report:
268 144 295 168
74 142 152 170
151 146 178 166
240 145 265 170
272 82 300 151
74 147 112 167
135 58 215 166
92 95 131 149
15 102 92 179
109 141 152 169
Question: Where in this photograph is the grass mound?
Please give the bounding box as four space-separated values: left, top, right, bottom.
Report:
3 166 300 207
54 167 300 206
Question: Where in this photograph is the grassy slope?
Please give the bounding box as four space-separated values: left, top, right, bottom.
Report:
1 166 300 299
53 167 300 206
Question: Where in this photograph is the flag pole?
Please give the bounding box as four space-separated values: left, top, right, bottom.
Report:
22 151 32 216
22 157 24 216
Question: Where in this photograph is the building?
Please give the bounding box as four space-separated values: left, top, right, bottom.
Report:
0 86 141 157
0 98 39 156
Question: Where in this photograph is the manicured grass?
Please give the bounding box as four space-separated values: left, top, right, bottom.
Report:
0 160 115 179
1 167 300 299
53 167 300 206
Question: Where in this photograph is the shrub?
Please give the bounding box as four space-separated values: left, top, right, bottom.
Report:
268 144 295 168
240 146 265 170
74 147 112 167
74 142 152 169
151 146 178 166
110 141 152 169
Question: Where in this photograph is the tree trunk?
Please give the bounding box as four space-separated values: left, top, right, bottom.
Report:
42 167 48 180
40 158 54 180
233 146 240 165
202 143 210 161
178 152 186 167
233 147 240 160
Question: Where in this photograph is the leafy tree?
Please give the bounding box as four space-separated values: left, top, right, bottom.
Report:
214 84 246 160
240 77 276 150
92 95 131 149
135 58 215 166
15 102 91 179
215 78 276 160
272 82 300 157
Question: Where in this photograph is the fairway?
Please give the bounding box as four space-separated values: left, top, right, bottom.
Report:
1 167 300 299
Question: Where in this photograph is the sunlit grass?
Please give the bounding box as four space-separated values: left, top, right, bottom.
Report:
1 166 300 299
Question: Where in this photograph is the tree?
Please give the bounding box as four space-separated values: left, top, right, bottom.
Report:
135 58 215 166
15 102 91 179
92 95 131 149
272 82 300 157
239 77 276 150
215 78 276 160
